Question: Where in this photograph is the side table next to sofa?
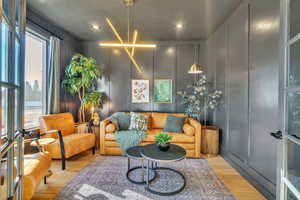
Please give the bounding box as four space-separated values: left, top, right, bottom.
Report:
201 126 220 157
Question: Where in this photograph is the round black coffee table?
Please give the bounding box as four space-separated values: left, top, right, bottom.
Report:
125 146 156 184
140 143 186 196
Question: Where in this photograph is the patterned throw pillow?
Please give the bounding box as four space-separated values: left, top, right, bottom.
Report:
129 113 149 131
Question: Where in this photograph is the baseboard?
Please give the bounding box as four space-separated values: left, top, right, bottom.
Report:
221 151 276 200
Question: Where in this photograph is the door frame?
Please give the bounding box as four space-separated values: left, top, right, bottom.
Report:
279 0 300 199
0 0 26 199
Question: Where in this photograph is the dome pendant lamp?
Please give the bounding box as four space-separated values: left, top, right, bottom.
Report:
188 45 203 74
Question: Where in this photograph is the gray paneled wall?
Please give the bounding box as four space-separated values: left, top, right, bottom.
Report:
82 41 205 118
214 23 228 153
248 0 279 192
227 3 250 164
130 48 154 112
176 45 197 112
205 0 280 199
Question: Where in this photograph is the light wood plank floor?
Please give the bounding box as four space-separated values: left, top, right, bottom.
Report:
32 151 266 200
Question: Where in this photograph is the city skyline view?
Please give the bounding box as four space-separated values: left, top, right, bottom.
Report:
24 32 46 128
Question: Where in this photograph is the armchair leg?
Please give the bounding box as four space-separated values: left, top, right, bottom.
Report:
57 130 66 170
92 147 95 155
44 176 47 184
61 157 66 170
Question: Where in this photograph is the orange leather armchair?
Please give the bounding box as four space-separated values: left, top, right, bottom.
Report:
0 153 52 200
23 151 52 200
39 113 96 170
0 136 52 200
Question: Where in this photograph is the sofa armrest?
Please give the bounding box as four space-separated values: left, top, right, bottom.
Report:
100 118 111 154
188 118 202 158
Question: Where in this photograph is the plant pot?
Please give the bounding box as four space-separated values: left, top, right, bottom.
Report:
201 126 219 156
157 143 170 152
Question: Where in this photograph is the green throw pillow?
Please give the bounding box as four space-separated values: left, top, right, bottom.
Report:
129 113 149 131
164 115 186 133
110 112 131 130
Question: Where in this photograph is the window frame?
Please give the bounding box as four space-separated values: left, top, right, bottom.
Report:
24 27 49 129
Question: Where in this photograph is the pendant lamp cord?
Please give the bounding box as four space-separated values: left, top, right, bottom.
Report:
127 5 131 43
193 45 197 65
192 44 206 126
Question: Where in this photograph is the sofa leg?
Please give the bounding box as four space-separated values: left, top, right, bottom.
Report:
92 147 96 155
61 157 66 170
44 176 47 184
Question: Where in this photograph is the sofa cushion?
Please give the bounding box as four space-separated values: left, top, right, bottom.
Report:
45 133 95 159
147 128 164 135
147 129 194 143
106 123 116 133
151 112 185 129
183 124 195 136
129 113 149 131
111 112 131 130
105 129 194 143
164 115 185 133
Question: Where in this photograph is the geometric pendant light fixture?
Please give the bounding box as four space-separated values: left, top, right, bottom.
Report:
99 0 157 73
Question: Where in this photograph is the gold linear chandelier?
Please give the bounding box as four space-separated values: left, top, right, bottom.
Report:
99 43 156 48
99 0 156 73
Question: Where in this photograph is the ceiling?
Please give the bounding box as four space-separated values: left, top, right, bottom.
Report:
27 0 241 41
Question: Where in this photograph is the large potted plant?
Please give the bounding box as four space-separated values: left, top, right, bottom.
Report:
177 73 222 156
63 54 104 122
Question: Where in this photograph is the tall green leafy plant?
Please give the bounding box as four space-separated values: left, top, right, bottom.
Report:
63 54 103 122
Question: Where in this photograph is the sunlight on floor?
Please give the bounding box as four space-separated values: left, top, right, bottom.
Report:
75 184 153 200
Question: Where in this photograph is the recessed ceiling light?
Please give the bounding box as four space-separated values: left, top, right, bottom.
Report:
113 49 120 55
92 24 100 31
167 47 175 55
176 23 183 29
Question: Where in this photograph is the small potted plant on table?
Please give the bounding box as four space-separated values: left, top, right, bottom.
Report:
155 132 173 152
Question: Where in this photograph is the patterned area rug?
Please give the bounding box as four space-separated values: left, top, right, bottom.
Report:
55 156 235 200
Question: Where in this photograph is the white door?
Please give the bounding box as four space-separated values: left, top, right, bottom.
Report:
280 0 300 199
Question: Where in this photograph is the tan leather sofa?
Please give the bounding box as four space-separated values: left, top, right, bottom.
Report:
39 113 96 170
100 112 202 158
24 152 52 200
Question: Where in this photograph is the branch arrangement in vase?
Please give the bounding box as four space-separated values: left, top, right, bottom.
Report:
177 73 223 121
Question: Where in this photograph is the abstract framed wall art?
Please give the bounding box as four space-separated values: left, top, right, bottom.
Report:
131 79 150 103
154 79 173 103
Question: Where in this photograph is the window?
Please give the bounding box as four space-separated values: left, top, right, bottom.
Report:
24 31 47 128
0 22 9 136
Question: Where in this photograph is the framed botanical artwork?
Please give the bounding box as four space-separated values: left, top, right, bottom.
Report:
154 79 173 103
131 79 150 103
